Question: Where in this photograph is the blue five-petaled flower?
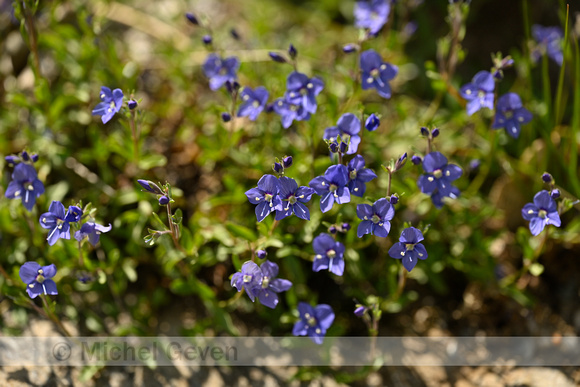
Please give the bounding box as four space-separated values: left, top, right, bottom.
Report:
284 72 324 114
388 227 428 272
312 233 345 276
460 71 495 116
39 201 83 246
417 152 462 208
356 198 395 238
245 175 282 222
292 302 335 344
5 162 45 212
492 92 533 139
202 53 240 91
521 190 561 236
354 0 390 35
360 49 398 98
19 262 58 299
309 165 351 213
347 155 377 197
75 222 112 246
92 86 124 124
237 86 269 121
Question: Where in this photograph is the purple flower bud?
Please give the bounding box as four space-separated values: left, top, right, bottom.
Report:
256 249 267 259
390 195 399 205
395 152 407 170
265 103 275 113
328 225 337 234
128 100 138 110
341 223 351 232
21 151 30 161
185 12 199 25
542 173 553 183
329 142 339 153
339 141 348 154
268 52 287 63
469 159 480 170
551 189 560 199
282 156 293 168
230 28 240 40
411 155 422 165
288 44 297 59
5 155 19 165
31 154 39 163
342 44 358 53
273 162 283 174
221 112 231 122
159 195 170 205
232 81 240 91
138 179 165 195
365 113 380 131
420 127 429 137
431 128 440 138
202 35 212 45
354 305 366 317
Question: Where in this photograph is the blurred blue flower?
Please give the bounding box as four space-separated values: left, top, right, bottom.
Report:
272 98 310 129
202 53 240 91
292 302 335 344
309 165 350 213
92 86 124 124
312 233 345 276
460 71 495 115
356 198 395 237
237 86 269 121
323 113 361 154
245 175 282 222
521 190 561 236
231 261 263 302
275 177 315 221
284 71 324 114
532 25 563 66
360 49 398 98
354 0 390 35
255 260 293 309
417 152 462 208
492 93 532 138
39 201 83 246
347 155 377 197
5 162 44 212
19 262 58 299
388 227 428 272
75 222 112 246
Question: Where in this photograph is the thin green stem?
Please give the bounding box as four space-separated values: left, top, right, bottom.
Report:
22 1 41 79
386 171 392 198
130 110 139 164
41 294 72 337
554 5 569 126
166 202 186 254
78 240 84 267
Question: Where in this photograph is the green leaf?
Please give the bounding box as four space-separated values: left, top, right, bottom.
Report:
225 222 257 242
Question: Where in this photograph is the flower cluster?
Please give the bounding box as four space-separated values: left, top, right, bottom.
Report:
273 72 324 128
231 260 292 308
39 201 83 246
323 113 361 155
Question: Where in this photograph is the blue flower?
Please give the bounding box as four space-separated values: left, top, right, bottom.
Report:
347 155 377 197
532 25 563 66
245 175 282 222
292 302 335 344
417 152 462 208
19 262 58 299
521 190 561 236
459 71 495 115
284 71 324 114
365 113 380 131
39 201 83 246
5 162 44 212
276 177 315 221
360 49 398 98
202 53 240 91
92 86 124 124
75 222 112 246
309 165 350 213
323 113 361 154
231 261 263 302
492 93 533 139
356 198 395 237
237 86 269 121
312 233 345 276
354 0 390 35
388 227 428 272
272 98 311 129
255 260 293 309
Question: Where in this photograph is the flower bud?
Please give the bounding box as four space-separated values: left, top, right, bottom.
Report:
21 150 30 161
138 179 165 195
159 196 170 205
469 159 481 170
365 113 380 131
268 52 287 63
342 44 358 53
5 155 19 165
128 100 138 110
256 250 267 259
551 189 560 199
542 173 553 183
328 225 337 234
341 223 351 232
221 112 231 122
411 155 422 165
395 152 407 171
230 28 240 40
420 127 429 137
282 156 293 169
202 35 212 45
390 195 399 205
354 305 366 317
339 141 348 154
272 162 283 174
288 44 297 59
329 142 339 153
31 154 39 163
431 128 440 138
185 12 199 25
